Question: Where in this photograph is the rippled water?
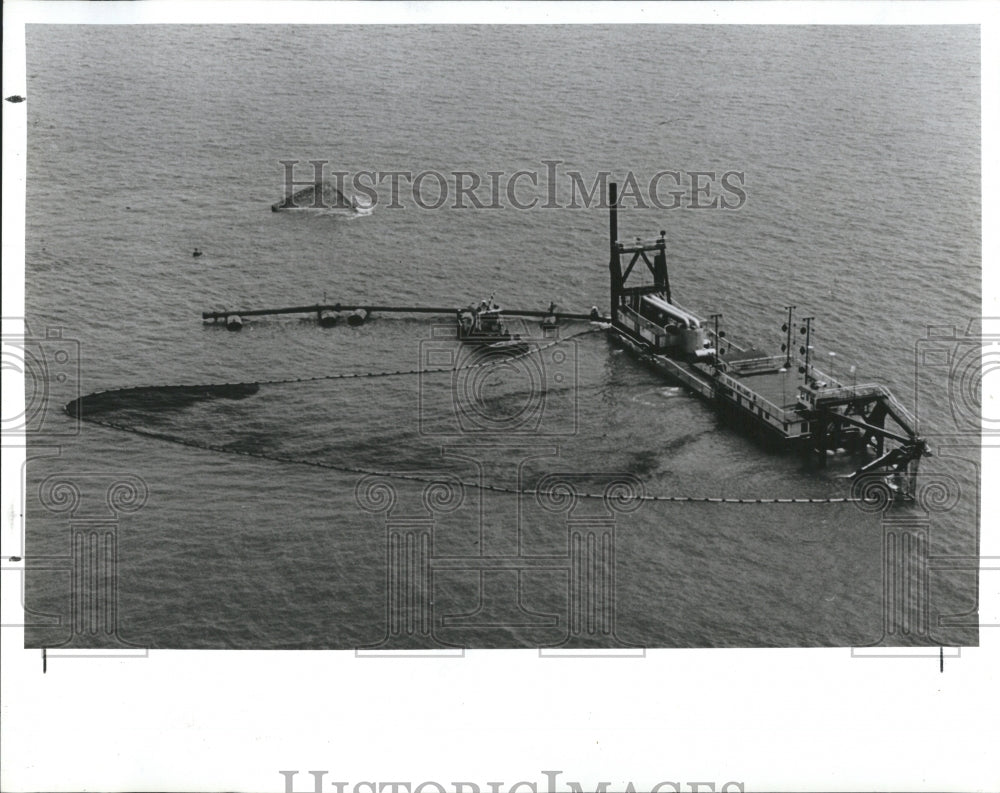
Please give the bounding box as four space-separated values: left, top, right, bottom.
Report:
24 25 980 648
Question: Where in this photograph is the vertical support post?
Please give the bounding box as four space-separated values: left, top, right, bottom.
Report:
867 402 888 457
654 231 670 303
609 182 618 257
710 313 722 369
784 305 795 367
802 316 814 385
608 182 622 326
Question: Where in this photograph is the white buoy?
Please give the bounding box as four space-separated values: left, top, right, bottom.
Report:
225 315 243 331
347 308 369 326
318 309 340 327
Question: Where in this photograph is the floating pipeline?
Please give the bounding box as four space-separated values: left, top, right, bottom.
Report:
66 383 261 419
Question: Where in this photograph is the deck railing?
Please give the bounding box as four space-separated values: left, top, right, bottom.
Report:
714 369 802 433
812 383 918 435
813 383 884 402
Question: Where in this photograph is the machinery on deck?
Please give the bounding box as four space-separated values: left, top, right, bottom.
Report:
456 296 525 347
605 181 928 496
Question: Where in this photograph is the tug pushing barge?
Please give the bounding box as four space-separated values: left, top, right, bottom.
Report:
604 182 928 492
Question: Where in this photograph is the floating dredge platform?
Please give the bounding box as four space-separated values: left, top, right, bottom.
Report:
605 182 927 491
201 181 927 494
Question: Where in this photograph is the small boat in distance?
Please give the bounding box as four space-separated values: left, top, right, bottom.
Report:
457 296 529 352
